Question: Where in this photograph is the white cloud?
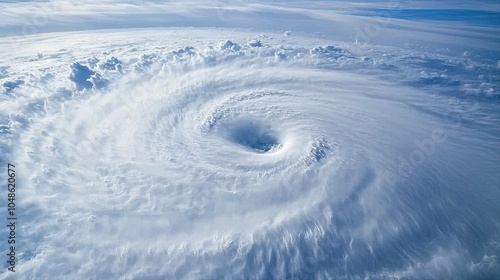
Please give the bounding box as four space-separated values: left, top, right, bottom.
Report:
0 1 499 279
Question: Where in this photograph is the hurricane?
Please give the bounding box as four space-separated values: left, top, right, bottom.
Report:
0 1 499 279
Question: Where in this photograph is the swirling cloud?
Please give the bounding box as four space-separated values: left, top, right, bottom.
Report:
0 1 499 279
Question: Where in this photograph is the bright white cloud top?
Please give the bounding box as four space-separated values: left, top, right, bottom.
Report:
0 1 499 279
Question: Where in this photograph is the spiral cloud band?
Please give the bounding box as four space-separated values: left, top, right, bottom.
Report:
1 1 500 279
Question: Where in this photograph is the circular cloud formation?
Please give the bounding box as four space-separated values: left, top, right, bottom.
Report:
1 28 499 279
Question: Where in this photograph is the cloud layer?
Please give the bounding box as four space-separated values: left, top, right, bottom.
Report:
0 1 499 279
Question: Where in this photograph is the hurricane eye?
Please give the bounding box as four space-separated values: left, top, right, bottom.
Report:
222 119 280 153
